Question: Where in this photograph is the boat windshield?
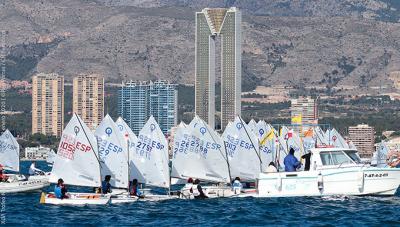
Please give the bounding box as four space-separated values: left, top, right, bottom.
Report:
343 150 361 164
320 150 354 166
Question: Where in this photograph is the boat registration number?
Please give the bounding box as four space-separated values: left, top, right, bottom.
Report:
364 173 388 178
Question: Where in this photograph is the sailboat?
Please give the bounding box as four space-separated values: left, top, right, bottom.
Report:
0 130 49 193
113 116 174 203
257 121 277 169
95 115 129 193
222 116 261 181
40 114 110 205
172 116 232 199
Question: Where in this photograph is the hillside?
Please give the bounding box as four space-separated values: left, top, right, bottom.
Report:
2 0 400 92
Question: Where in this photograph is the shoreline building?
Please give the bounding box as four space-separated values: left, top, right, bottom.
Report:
73 74 104 130
349 124 375 159
32 73 64 137
118 81 177 135
290 97 318 127
195 7 241 130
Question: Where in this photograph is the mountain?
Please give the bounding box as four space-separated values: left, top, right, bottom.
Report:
2 0 400 92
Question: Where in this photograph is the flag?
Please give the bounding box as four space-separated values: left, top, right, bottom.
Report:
260 129 274 146
284 129 293 140
291 115 302 124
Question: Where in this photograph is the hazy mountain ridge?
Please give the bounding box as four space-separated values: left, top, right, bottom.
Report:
2 0 400 93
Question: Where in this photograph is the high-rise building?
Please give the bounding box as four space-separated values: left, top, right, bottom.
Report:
290 97 318 126
32 73 64 137
195 7 241 130
118 81 177 135
73 74 104 130
149 81 178 135
349 124 375 159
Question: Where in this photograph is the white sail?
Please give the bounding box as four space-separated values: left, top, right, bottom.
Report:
172 116 230 183
314 126 328 146
222 117 261 180
247 119 257 133
135 116 170 188
376 142 389 168
115 117 140 183
326 128 349 149
171 122 193 179
276 135 288 169
279 126 303 160
49 114 101 187
95 115 129 189
258 122 277 168
46 149 56 164
0 130 20 172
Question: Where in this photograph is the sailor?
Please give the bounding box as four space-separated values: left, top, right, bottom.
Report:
101 175 112 194
284 148 301 172
54 178 68 199
0 165 8 182
301 151 312 171
193 179 208 199
130 179 144 198
181 178 193 197
232 177 243 194
28 161 44 175
265 162 278 173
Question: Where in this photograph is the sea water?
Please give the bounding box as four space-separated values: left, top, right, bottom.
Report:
4 161 400 226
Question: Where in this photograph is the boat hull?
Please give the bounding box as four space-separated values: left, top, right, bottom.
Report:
257 167 400 197
179 186 256 199
0 175 49 193
40 192 110 205
111 193 177 204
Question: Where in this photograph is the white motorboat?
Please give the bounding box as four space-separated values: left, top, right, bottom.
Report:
41 114 110 205
255 147 400 197
0 130 50 193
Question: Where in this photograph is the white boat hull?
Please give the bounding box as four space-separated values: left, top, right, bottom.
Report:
0 175 49 193
179 186 257 199
257 167 400 197
111 193 177 204
40 192 110 205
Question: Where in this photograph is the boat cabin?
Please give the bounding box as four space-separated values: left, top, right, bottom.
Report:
308 148 363 171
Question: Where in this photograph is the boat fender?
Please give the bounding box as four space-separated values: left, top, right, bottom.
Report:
40 192 46 204
317 172 323 191
276 175 282 191
357 170 364 192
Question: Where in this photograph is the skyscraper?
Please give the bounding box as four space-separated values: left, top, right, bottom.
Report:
73 74 104 130
349 124 375 158
32 73 64 137
195 7 241 130
118 81 177 135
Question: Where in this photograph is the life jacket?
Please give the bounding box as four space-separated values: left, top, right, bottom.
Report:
232 180 242 194
54 185 62 199
182 183 193 193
